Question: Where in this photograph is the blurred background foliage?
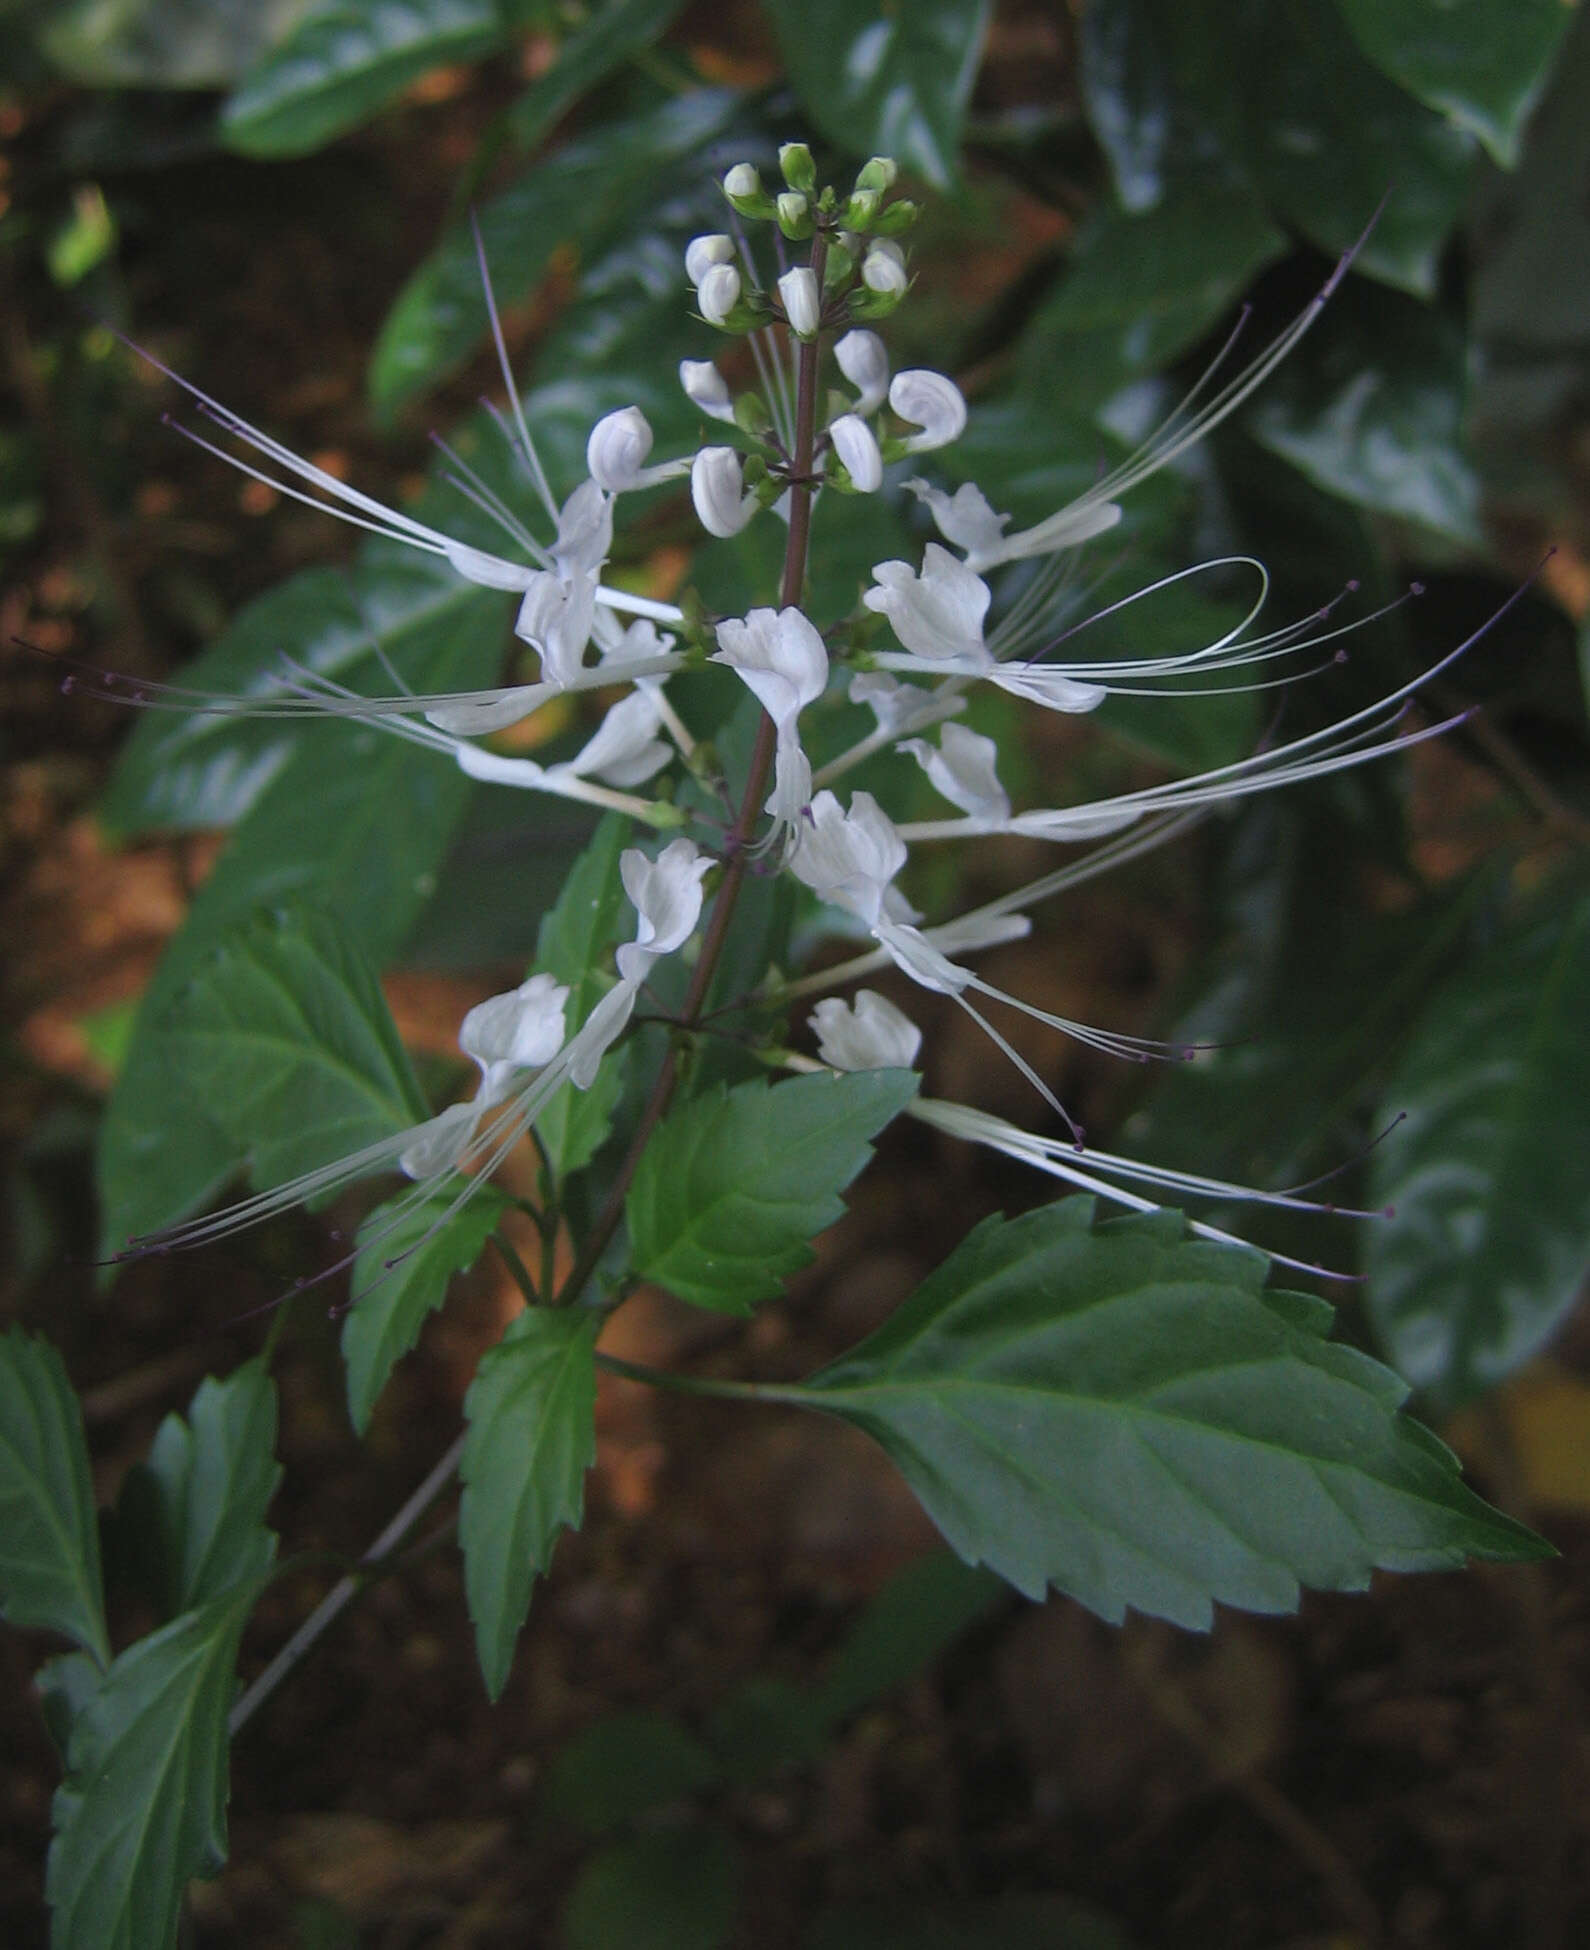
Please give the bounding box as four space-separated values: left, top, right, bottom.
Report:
4 2 1590 1944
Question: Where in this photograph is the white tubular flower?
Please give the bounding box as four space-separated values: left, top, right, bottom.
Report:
680 359 737 423
616 838 713 983
864 545 991 662
515 566 599 689
697 262 742 325
778 266 821 338
712 606 829 844
828 413 883 492
685 233 735 285
900 723 1011 821
862 244 909 298
835 329 889 416
812 991 922 1072
692 446 759 538
556 688 671 788
460 972 569 1107
586 406 689 494
889 370 967 453
789 790 907 927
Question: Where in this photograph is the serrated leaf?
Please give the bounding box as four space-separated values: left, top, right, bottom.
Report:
369 87 741 414
1367 890 1590 1412
530 812 633 1179
562 1825 742 1950
506 0 689 155
541 1709 722 1832
0 1329 109 1668
459 1305 600 1698
788 1199 1549 1627
627 1069 920 1314
158 905 427 1192
1333 0 1572 167
762 0 991 190
121 1360 281 1618
221 0 507 158
1246 278 1482 542
343 1185 506 1432
45 1581 260 1950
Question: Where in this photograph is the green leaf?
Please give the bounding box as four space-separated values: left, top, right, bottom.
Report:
157 905 428 1192
531 812 633 1180
1333 0 1572 167
789 1199 1549 1625
505 0 689 155
125 1358 281 1617
97 567 495 1256
627 1068 920 1314
762 0 992 190
369 87 741 415
541 1709 722 1832
42 0 298 87
811 1552 1001 1728
1367 889 1590 1412
562 1825 742 1950
0 1329 109 1668
1245 279 1481 543
343 1185 507 1433
221 0 507 158
1022 177 1287 405
45 1581 260 1950
459 1305 600 1698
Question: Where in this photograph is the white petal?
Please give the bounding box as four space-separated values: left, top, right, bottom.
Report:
788 790 907 926
439 538 538 590
697 262 741 325
863 544 990 662
399 1101 480 1180
900 722 1011 820
977 496 1123 571
862 249 908 297
587 406 654 491
889 370 967 453
616 837 713 980
903 478 1009 562
988 665 1107 714
552 478 613 578
827 413 882 492
691 446 758 537
680 359 736 422
425 683 550 735
711 606 828 727
812 991 921 1072
685 233 735 285
560 687 671 787
777 266 821 338
834 329 889 416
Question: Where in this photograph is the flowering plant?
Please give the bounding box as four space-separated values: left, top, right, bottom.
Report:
6 123 1567 1949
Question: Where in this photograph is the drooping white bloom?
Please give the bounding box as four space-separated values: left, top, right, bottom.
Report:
889 370 966 453
864 545 990 661
680 359 737 423
811 991 922 1072
827 413 882 492
835 329 889 416
900 723 1010 822
685 233 736 286
778 266 821 338
459 972 570 1108
712 607 829 845
692 446 759 537
586 406 689 494
697 262 742 325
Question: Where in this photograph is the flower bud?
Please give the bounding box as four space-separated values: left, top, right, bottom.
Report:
862 244 908 298
872 197 920 237
586 405 655 492
777 266 821 339
889 369 967 452
779 141 817 193
684 232 735 286
856 156 898 195
723 161 774 218
691 446 758 537
775 191 814 240
679 359 737 423
696 261 742 327
828 413 883 493
835 328 889 416
842 187 881 230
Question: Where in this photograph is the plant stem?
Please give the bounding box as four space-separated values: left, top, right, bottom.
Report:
595 1350 785 1402
554 232 831 1309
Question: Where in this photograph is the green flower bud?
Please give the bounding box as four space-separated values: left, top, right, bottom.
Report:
722 161 776 220
855 156 898 195
872 197 921 237
778 142 817 194
840 187 880 230
775 191 814 241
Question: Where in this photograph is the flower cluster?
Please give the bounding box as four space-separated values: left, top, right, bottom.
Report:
111 141 1486 1286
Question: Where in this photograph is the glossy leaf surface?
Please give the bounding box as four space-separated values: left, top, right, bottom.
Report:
792 1200 1548 1624
628 1069 919 1313
1368 889 1590 1410
506 0 689 156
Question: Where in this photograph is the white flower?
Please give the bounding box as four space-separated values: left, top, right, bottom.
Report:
902 479 1011 570
549 478 614 579
616 838 713 983
680 359 736 423
835 329 889 416
556 687 671 788
586 406 688 494
862 244 908 298
697 262 742 325
692 446 759 537
827 413 882 492
685 233 735 285
900 723 1010 821
789 790 907 927
889 370 966 453
812 991 922 1072
459 972 569 1107
515 566 599 690
713 607 829 845
864 545 990 662
778 266 821 338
